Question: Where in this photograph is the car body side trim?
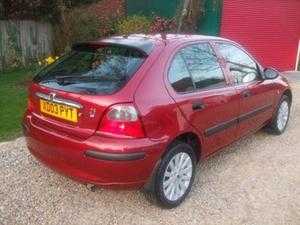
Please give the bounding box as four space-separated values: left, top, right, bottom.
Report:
85 150 146 161
205 103 273 137
238 104 272 123
204 118 238 137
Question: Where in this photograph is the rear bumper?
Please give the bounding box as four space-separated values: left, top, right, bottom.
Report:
23 113 166 188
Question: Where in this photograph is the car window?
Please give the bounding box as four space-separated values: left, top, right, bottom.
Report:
168 53 194 93
180 43 225 90
34 45 146 95
217 43 259 84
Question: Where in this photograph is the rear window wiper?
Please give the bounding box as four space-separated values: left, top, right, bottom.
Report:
54 75 128 85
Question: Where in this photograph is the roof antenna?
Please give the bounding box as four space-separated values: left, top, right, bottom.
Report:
159 32 167 46
161 33 166 40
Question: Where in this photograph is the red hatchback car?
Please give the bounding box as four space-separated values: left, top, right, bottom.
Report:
23 34 292 207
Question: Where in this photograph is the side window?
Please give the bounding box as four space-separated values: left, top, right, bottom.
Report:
180 43 225 90
217 43 259 84
168 53 194 93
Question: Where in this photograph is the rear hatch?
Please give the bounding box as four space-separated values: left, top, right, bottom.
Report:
28 43 149 139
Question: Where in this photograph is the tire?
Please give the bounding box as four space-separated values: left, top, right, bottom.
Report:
267 95 291 135
153 142 197 208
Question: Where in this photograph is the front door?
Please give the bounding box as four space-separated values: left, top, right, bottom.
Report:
167 42 240 156
215 42 276 138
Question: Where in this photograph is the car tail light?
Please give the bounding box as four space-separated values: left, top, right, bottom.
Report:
27 97 34 111
98 103 145 138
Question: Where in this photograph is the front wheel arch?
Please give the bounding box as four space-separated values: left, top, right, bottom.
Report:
266 94 291 135
283 89 292 104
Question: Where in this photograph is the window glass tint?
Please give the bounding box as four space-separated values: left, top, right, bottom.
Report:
168 54 194 93
34 45 146 95
180 43 225 90
217 43 258 84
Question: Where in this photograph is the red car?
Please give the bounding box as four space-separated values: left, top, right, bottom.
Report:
23 34 292 207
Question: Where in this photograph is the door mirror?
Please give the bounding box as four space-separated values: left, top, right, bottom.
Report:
264 68 279 79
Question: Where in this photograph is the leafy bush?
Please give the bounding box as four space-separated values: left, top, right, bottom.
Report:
4 26 24 70
5 38 23 69
149 16 177 33
68 9 102 43
53 9 102 54
52 12 180 55
115 15 152 35
114 15 178 35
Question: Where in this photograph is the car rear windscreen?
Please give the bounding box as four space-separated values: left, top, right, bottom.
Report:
34 45 147 95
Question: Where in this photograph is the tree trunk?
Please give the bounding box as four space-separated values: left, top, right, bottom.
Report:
177 0 202 33
177 0 191 33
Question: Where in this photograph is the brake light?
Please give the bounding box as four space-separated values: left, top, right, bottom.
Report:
98 104 145 138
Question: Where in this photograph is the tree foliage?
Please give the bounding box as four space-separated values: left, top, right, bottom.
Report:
115 15 152 35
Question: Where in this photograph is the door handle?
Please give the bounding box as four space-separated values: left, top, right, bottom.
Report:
242 90 252 98
192 102 205 111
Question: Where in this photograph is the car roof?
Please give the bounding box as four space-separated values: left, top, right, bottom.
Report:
73 34 231 55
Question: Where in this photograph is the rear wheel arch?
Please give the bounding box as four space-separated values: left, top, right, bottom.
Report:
143 132 202 192
154 142 196 208
164 132 202 162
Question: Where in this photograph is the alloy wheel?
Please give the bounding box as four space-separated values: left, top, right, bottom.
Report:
277 100 289 131
162 152 193 201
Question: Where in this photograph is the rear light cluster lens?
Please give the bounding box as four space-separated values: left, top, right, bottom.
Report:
27 98 34 111
98 104 145 138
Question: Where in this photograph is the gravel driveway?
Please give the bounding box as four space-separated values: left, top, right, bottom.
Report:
1 78 300 225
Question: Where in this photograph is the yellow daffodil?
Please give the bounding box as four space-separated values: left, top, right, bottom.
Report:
39 56 59 66
45 56 55 65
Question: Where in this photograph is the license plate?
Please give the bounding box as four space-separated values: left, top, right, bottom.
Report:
40 99 78 122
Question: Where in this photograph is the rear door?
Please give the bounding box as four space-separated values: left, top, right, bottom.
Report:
215 42 276 137
167 42 240 156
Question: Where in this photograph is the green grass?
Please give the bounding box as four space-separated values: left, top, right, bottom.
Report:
0 68 36 141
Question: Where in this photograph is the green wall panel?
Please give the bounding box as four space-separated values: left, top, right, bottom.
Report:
126 0 183 18
197 0 222 35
